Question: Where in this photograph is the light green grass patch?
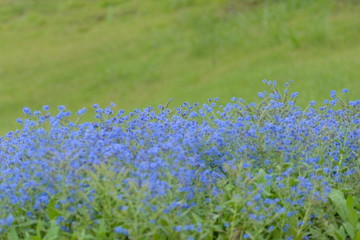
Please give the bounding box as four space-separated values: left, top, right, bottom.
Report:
0 0 359 134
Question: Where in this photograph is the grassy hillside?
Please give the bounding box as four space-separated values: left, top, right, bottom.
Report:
0 0 359 134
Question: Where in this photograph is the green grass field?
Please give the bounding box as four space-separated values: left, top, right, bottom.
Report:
1 0 359 134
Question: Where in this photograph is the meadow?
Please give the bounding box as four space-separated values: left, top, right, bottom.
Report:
1 0 360 239
0 0 360 134
0 81 359 239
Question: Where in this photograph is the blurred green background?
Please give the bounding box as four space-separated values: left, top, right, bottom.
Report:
0 0 359 134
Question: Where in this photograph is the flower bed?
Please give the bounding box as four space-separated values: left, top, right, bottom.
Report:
1 81 359 239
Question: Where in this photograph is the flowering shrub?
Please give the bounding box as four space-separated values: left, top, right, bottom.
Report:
0 81 359 239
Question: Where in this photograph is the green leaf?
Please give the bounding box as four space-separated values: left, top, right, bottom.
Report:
7 226 20 240
339 226 347 240
288 177 295 187
329 189 347 222
329 224 347 240
256 169 273 196
36 220 43 238
355 231 360 240
95 218 106 238
23 232 33 240
270 228 282 240
179 204 193 217
23 232 42 240
191 212 203 224
43 220 60 240
159 213 172 226
263 185 272 197
343 222 355 239
346 195 358 227
224 183 235 192
212 224 225 233
47 196 61 220
30 237 42 240
16 220 38 228
257 168 266 183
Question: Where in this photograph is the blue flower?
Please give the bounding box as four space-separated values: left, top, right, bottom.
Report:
268 226 275 232
58 105 66 111
119 206 128 211
76 108 87 116
23 107 31 115
43 105 50 111
291 92 298 98
243 233 251 239
0 215 14 227
330 90 336 98
114 226 129 235
286 211 295 217
258 92 265 98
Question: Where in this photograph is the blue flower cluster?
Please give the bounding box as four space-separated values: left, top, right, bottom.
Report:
0 81 359 238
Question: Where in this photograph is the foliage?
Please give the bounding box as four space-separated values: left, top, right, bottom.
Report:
0 81 359 239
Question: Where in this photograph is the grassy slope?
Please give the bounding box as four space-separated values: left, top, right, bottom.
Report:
0 0 359 134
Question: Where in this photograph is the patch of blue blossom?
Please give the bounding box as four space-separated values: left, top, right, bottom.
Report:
114 226 129 236
0 82 359 238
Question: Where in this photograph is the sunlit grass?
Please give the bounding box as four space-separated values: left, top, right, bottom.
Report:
0 0 359 134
